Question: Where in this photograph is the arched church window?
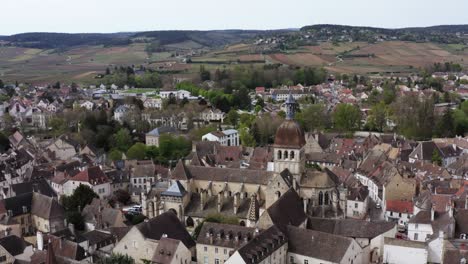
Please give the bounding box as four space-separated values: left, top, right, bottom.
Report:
290 151 295 160
284 151 288 159
277 150 282 159
325 192 330 205
318 191 323 206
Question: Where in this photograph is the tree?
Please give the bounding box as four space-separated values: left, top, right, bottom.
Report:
199 65 211 81
113 189 131 205
62 185 99 212
435 108 455 138
66 211 85 231
393 95 435 140
112 128 133 152
98 254 135 264
226 109 239 127
432 150 442 166
239 126 256 147
367 101 387 132
333 104 361 132
109 149 123 161
127 143 147 160
295 104 328 132
48 117 67 136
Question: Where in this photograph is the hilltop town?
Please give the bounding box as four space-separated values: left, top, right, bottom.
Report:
0 59 468 264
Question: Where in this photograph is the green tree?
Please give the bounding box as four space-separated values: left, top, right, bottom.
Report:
333 104 362 132
226 109 239 127
108 149 123 161
112 128 133 152
127 143 147 160
62 185 99 212
435 108 455 137
66 211 85 231
48 117 67 136
239 126 256 147
98 254 135 264
432 150 442 166
295 104 328 132
367 101 387 132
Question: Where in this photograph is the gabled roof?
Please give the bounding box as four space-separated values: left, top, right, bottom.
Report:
409 141 442 161
2 192 33 217
171 160 192 180
31 192 65 220
287 226 353 263
386 200 413 214
161 181 186 197
266 188 307 231
307 217 395 239
152 237 182 264
12 178 57 198
135 212 195 249
237 225 287 264
0 235 30 256
70 166 110 185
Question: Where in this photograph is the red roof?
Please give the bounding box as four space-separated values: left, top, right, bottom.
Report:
255 87 265 93
386 200 413 214
70 166 109 185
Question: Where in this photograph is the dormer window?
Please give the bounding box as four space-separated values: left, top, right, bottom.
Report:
277 150 282 160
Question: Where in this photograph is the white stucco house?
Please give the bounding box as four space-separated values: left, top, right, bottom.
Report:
383 237 428 264
63 166 111 199
202 129 239 146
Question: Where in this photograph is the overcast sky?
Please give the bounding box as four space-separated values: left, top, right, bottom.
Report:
1 0 468 35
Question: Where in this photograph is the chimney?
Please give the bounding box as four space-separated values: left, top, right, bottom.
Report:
233 193 239 215
439 230 445 239
217 192 224 213
37 231 44 251
254 228 259 237
4 228 10 237
59 237 63 249
7 210 12 217
447 203 453 218
32 183 39 193
200 190 206 211
68 223 75 236
431 207 435 221
146 180 151 192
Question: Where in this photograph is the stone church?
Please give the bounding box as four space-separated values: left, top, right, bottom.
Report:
140 94 345 228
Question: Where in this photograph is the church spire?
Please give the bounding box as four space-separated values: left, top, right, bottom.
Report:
285 92 296 120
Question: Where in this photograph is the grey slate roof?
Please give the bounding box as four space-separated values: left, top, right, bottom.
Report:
266 188 307 231
135 211 195 249
0 235 30 256
307 217 395 239
287 225 353 263
161 181 186 197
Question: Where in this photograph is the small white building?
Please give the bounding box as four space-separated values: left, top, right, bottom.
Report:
407 208 455 242
385 200 414 228
346 184 369 219
202 129 239 147
143 98 162 109
63 166 111 199
159 89 191 100
80 101 94 110
383 237 428 264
